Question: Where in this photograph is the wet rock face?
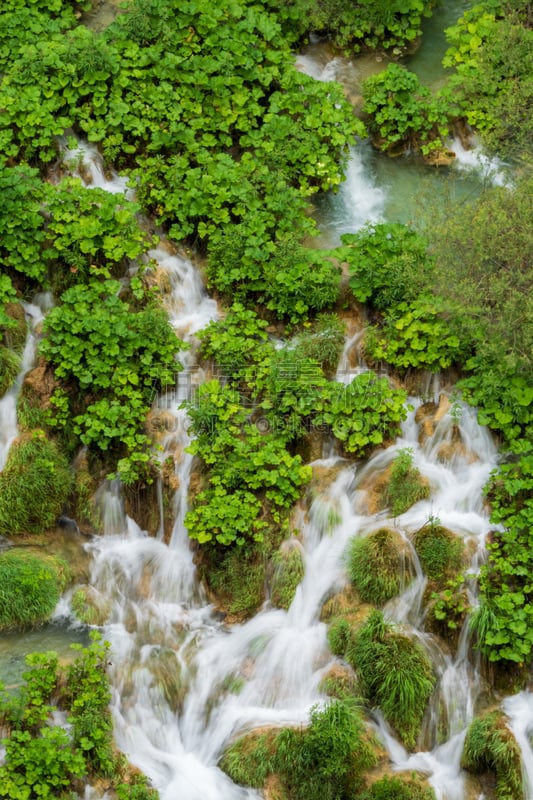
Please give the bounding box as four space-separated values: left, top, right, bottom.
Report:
22 357 57 410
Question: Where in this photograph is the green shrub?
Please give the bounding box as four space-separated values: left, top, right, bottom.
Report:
0 551 69 631
352 611 435 750
383 449 431 517
362 63 453 157
316 372 408 457
347 528 412 606
296 313 346 375
197 302 270 382
359 774 436 800
0 431 73 535
461 711 523 800
337 223 433 312
270 543 305 609
220 728 278 788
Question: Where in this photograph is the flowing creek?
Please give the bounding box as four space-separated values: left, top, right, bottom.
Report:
1 19 531 800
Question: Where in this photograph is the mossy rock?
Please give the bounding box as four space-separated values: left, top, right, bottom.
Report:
220 727 279 788
461 711 523 800
269 540 305 610
318 662 359 700
0 549 70 631
0 430 73 535
412 523 464 585
346 527 413 606
2 301 28 351
381 449 431 516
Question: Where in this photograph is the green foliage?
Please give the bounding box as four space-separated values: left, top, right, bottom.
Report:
116 775 159 800
62 634 115 776
430 576 469 632
471 450 533 662
184 381 311 546
347 528 411 606
198 303 270 382
40 280 183 483
365 299 465 372
412 521 464 583
351 611 435 750
0 725 86 799
43 178 151 291
0 551 69 631
0 165 47 282
359 775 436 800
316 372 408 456
220 728 278 788
383 449 430 517
338 223 434 311
444 5 533 159
295 314 346 374
362 63 454 157
270 544 305 609
461 711 523 800
0 431 73 535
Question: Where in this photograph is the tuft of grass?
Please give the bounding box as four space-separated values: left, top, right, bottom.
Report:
0 550 70 631
270 543 305 610
351 610 436 750
412 519 464 584
0 346 21 397
346 527 412 606
383 448 430 517
205 546 266 619
220 728 278 788
359 775 436 799
461 711 523 800
0 430 73 535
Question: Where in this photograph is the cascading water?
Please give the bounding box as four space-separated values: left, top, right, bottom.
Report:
0 297 50 471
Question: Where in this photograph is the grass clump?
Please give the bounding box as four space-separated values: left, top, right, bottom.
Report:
203 545 266 619
359 775 436 799
412 520 464 584
346 528 412 606
0 345 21 396
351 610 436 750
461 711 523 800
0 550 70 631
270 542 305 610
383 448 430 517
0 430 73 535
220 699 378 800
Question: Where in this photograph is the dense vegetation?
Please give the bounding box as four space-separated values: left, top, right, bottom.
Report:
0 0 531 796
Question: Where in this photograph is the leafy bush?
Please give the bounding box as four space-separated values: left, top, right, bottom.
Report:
365 300 464 372
184 381 311 546
351 611 435 750
316 372 408 456
0 551 69 631
270 544 305 609
296 313 346 374
461 711 523 800
0 431 73 535
471 449 533 662
362 63 453 157
383 449 430 517
40 280 183 483
197 302 270 382
337 223 433 312
0 165 47 282
346 528 412 606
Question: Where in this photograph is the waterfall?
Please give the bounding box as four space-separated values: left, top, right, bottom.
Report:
0 297 51 471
